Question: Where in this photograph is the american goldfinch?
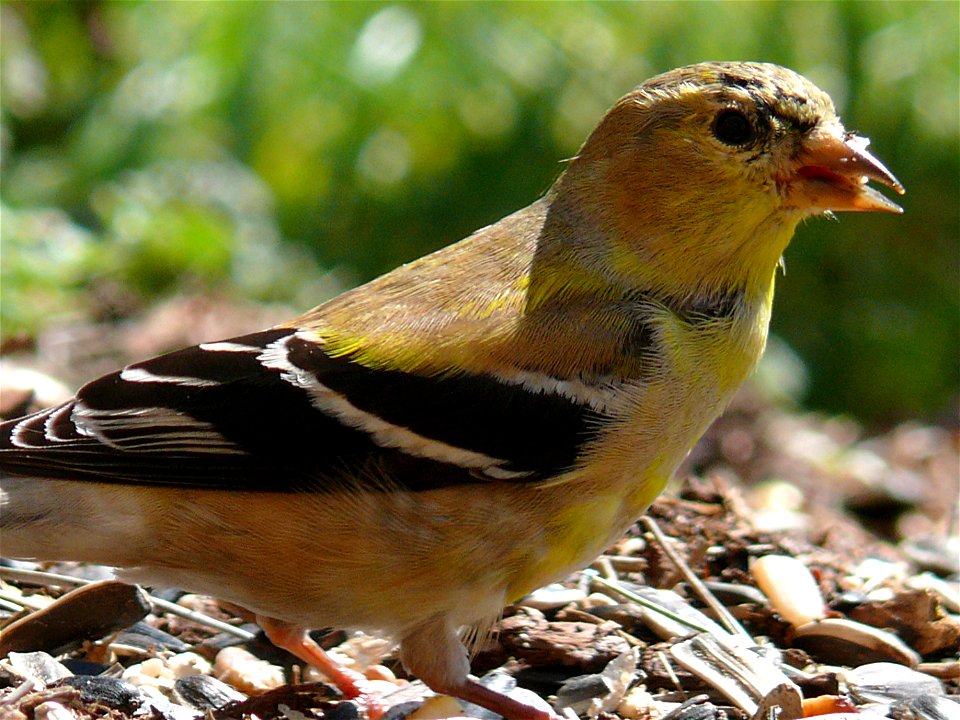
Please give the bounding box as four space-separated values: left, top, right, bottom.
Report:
0 62 902 720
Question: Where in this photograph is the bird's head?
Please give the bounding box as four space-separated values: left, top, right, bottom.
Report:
547 61 904 301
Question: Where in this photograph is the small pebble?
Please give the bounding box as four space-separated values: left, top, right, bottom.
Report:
136 684 170 707
135 684 201 720
121 656 182 696
905 574 960 614
617 686 654 719
364 664 397 683
144 657 170 676
304 661 402 691
32 702 76 720
850 559 909 590
167 652 212 679
752 555 826 627
616 537 647 556
0 363 72 415
750 509 809 534
328 632 394 670
747 479 809 532
582 592 618 608
747 480 805 513
175 594 220 613
5 651 72 686
459 671 554 720
406 695 466 719
213 646 285 694
902 536 960 577
380 701 425 720
522 584 588 611
864 587 897 603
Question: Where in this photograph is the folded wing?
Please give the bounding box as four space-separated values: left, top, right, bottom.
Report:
0 328 605 492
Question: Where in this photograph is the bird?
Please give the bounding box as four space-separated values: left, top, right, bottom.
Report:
0 62 902 720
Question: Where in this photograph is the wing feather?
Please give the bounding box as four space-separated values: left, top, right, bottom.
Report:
0 328 606 491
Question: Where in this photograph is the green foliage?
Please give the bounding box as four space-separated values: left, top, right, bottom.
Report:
1 1 957 424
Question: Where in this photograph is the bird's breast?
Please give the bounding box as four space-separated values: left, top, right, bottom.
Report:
570 294 773 520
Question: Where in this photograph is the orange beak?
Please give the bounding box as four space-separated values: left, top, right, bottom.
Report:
783 128 905 214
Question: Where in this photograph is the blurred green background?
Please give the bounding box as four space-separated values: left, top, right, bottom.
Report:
1 1 957 426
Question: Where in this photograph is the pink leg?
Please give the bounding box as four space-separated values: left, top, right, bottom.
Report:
257 616 386 717
399 618 560 720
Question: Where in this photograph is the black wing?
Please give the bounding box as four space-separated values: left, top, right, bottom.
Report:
0 328 606 492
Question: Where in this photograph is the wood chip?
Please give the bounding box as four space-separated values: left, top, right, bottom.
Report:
0 581 150 657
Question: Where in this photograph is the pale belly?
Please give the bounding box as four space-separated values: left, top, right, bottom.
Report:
113 476 657 636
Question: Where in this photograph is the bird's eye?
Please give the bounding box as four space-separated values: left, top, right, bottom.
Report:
712 109 755 146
